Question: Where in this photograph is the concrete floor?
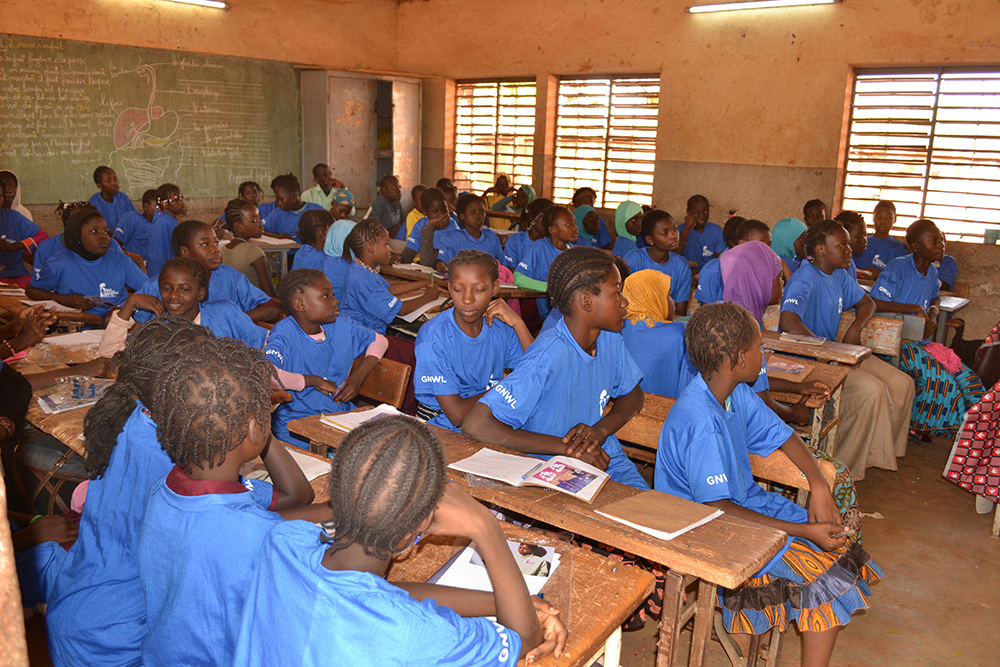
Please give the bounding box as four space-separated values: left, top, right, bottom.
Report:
619 438 1000 667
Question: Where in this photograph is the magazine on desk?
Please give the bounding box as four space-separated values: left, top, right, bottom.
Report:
448 448 610 503
428 539 561 597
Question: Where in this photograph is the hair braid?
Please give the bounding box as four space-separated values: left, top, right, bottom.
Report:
323 416 445 560
547 246 617 313
685 302 759 379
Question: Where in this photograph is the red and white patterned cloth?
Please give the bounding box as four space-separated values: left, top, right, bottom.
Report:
945 380 1000 502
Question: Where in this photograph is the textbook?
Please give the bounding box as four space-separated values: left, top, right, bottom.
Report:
448 449 610 503
428 539 561 597
765 359 812 382
779 332 826 346
319 404 412 432
594 490 723 541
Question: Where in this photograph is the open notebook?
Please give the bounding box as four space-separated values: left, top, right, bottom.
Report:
448 449 610 503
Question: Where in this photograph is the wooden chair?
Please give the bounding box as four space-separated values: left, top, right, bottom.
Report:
610 391 836 667
350 357 412 410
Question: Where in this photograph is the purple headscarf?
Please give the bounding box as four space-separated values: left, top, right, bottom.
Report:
721 241 782 323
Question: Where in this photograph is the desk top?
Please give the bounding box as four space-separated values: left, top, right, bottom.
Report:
250 238 301 250
0 295 103 327
387 524 655 667
383 264 546 300
765 352 849 408
761 329 870 365
290 413 786 589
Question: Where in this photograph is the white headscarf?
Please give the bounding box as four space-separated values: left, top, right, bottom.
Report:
0 170 33 221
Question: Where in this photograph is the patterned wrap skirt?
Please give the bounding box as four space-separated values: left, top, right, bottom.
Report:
900 342 984 438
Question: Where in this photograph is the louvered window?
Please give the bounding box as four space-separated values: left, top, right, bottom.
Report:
454 81 536 195
553 77 659 208
843 68 1000 241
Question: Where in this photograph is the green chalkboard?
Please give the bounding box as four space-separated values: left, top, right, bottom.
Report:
0 34 301 204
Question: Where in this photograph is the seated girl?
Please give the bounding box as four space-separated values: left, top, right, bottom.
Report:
146 183 187 276
27 209 147 317
464 246 649 489
265 268 387 447
33 202 91 282
514 205 578 319
137 339 315 667
568 187 612 248
330 188 355 221
872 219 984 439
341 219 443 335
322 219 356 301
221 199 277 297
612 200 644 258
853 200 907 277
833 211 869 283
368 173 404 238
696 218 768 306
99 258 268 356
134 220 280 324
434 194 504 270
414 250 533 431
502 197 552 271
0 176 48 287
232 416 563 666
492 183 536 217
656 303 881 666
264 173 324 242
676 194 727 273
623 210 692 315
771 217 808 276
87 166 135 231
400 187 459 266
292 209 333 271
780 221 915 479
573 205 603 248
46 319 215 666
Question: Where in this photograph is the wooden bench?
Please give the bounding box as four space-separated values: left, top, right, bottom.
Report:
766 353 849 457
351 356 412 410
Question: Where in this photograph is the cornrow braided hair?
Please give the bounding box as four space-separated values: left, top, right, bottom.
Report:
321 415 445 560
54 201 97 225
685 302 759 380
171 219 213 257
540 205 571 239
160 258 211 299
448 249 499 283
834 210 865 234
224 198 255 232
278 268 327 313
547 246 617 313
520 198 554 232
83 317 215 478
150 338 276 475
156 183 181 210
238 181 263 198
802 220 845 258
298 208 333 245
722 216 746 247
343 218 387 262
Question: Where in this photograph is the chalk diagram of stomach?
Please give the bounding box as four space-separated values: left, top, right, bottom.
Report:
109 65 181 192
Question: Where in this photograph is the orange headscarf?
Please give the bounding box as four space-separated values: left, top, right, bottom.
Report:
623 270 672 328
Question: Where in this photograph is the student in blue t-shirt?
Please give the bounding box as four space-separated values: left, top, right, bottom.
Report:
656 303 881 663
45 319 214 666
695 217 768 306
623 210 692 315
27 209 148 317
612 201 644 258
464 246 649 489
145 183 187 276
292 208 332 271
87 166 137 231
264 268 388 447
134 220 280 324
0 190 48 288
112 188 158 259
569 187 612 248
415 250 533 431
137 339 317 667
232 416 563 667
871 218 943 338
853 200 908 277
262 173 324 242
434 194 504 270
771 217 808 276
341 219 443 334
779 221 915 478
400 187 459 266
514 205 578 319
676 194 726 273
834 210 869 283
502 198 552 271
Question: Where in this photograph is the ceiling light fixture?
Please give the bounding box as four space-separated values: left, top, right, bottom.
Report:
162 0 228 9
688 0 840 13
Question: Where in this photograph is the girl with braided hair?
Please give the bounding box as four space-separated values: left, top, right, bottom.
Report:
31 200 94 280
501 197 552 270
220 197 276 297
232 415 566 666
465 246 648 488
137 338 315 667
45 317 215 666
145 182 186 276
657 303 881 667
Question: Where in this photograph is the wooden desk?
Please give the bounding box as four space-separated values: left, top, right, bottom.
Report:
0 296 103 332
760 329 870 366
384 264 546 300
250 239 300 276
766 352 849 457
290 413 787 667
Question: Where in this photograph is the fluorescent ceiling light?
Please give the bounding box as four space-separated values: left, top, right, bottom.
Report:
162 0 228 9
688 0 839 13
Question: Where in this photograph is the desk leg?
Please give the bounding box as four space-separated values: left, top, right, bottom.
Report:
689 580 716 667
655 570 684 667
935 308 947 344
279 249 289 276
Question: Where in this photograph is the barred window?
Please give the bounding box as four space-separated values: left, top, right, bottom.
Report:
453 81 536 195
843 68 1000 241
553 76 659 208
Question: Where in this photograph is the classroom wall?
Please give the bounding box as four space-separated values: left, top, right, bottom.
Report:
399 0 1000 340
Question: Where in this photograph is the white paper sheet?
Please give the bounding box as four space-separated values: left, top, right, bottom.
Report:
21 299 78 313
398 296 448 323
43 330 104 345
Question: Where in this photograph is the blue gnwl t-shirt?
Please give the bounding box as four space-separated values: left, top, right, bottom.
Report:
341 262 403 334
780 261 866 341
623 248 693 304
32 246 148 316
